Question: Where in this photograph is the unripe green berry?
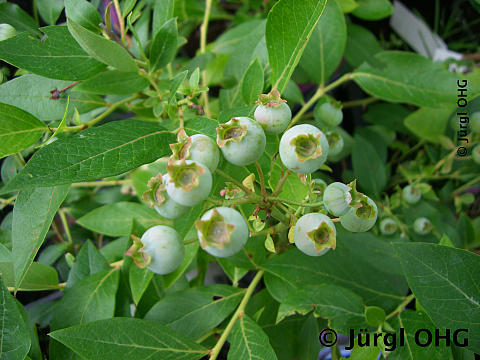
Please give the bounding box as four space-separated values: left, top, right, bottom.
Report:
153 174 189 219
413 217 432 235
472 145 480 164
325 130 344 158
195 207 248 257
140 225 185 274
254 102 292 134
323 182 352 217
379 218 397 235
340 195 378 233
217 117 266 166
166 160 212 206
0 24 16 41
170 129 220 173
279 124 329 174
402 184 421 204
314 101 343 128
471 112 480 134
293 213 336 256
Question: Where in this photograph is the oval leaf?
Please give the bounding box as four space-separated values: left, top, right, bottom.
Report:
393 243 480 354
75 70 149 95
150 18 178 71
77 202 167 237
299 0 347 85
267 0 327 93
0 26 106 81
352 51 462 107
1 120 176 192
241 58 264 105
0 103 47 159
67 19 137 72
12 185 70 289
49 318 208 360
0 276 31 360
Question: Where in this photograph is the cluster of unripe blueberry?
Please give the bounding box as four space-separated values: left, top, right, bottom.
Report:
128 90 378 275
378 184 433 237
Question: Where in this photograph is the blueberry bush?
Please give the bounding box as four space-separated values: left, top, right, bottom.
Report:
0 0 479 359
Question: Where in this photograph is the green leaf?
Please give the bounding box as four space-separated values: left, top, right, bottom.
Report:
299 0 346 85
15 297 42 360
352 51 461 107
0 74 103 121
152 0 174 34
49 318 208 359
189 68 200 89
183 117 219 140
0 103 47 159
1 120 176 192
51 268 119 330
12 185 70 289
344 24 383 68
0 3 39 35
77 202 167 237
267 0 327 93
37 0 65 25
458 213 475 248
0 259 60 291
336 227 405 275
297 315 321 360
0 26 107 81
393 242 480 353
241 58 264 105
388 310 453 359
337 0 359 12
145 284 244 340
15 262 59 291
67 240 109 288
37 242 70 265
149 18 178 71
212 19 265 56
277 284 366 333
65 0 102 32
67 19 137 72
352 0 393 20
75 70 149 95
352 134 387 199
168 70 188 103
0 276 31 360
362 103 410 134
263 241 408 311
219 20 266 109
404 106 454 144
129 266 154 305
228 314 278 360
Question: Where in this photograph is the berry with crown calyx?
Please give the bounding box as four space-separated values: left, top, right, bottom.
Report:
166 159 212 206
279 124 329 174
195 207 248 257
142 173 188 219
340 195 378 232
293 213 336 256
217 117 266 166
127 225 185 275
254 89 292 134
170 129 220 173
